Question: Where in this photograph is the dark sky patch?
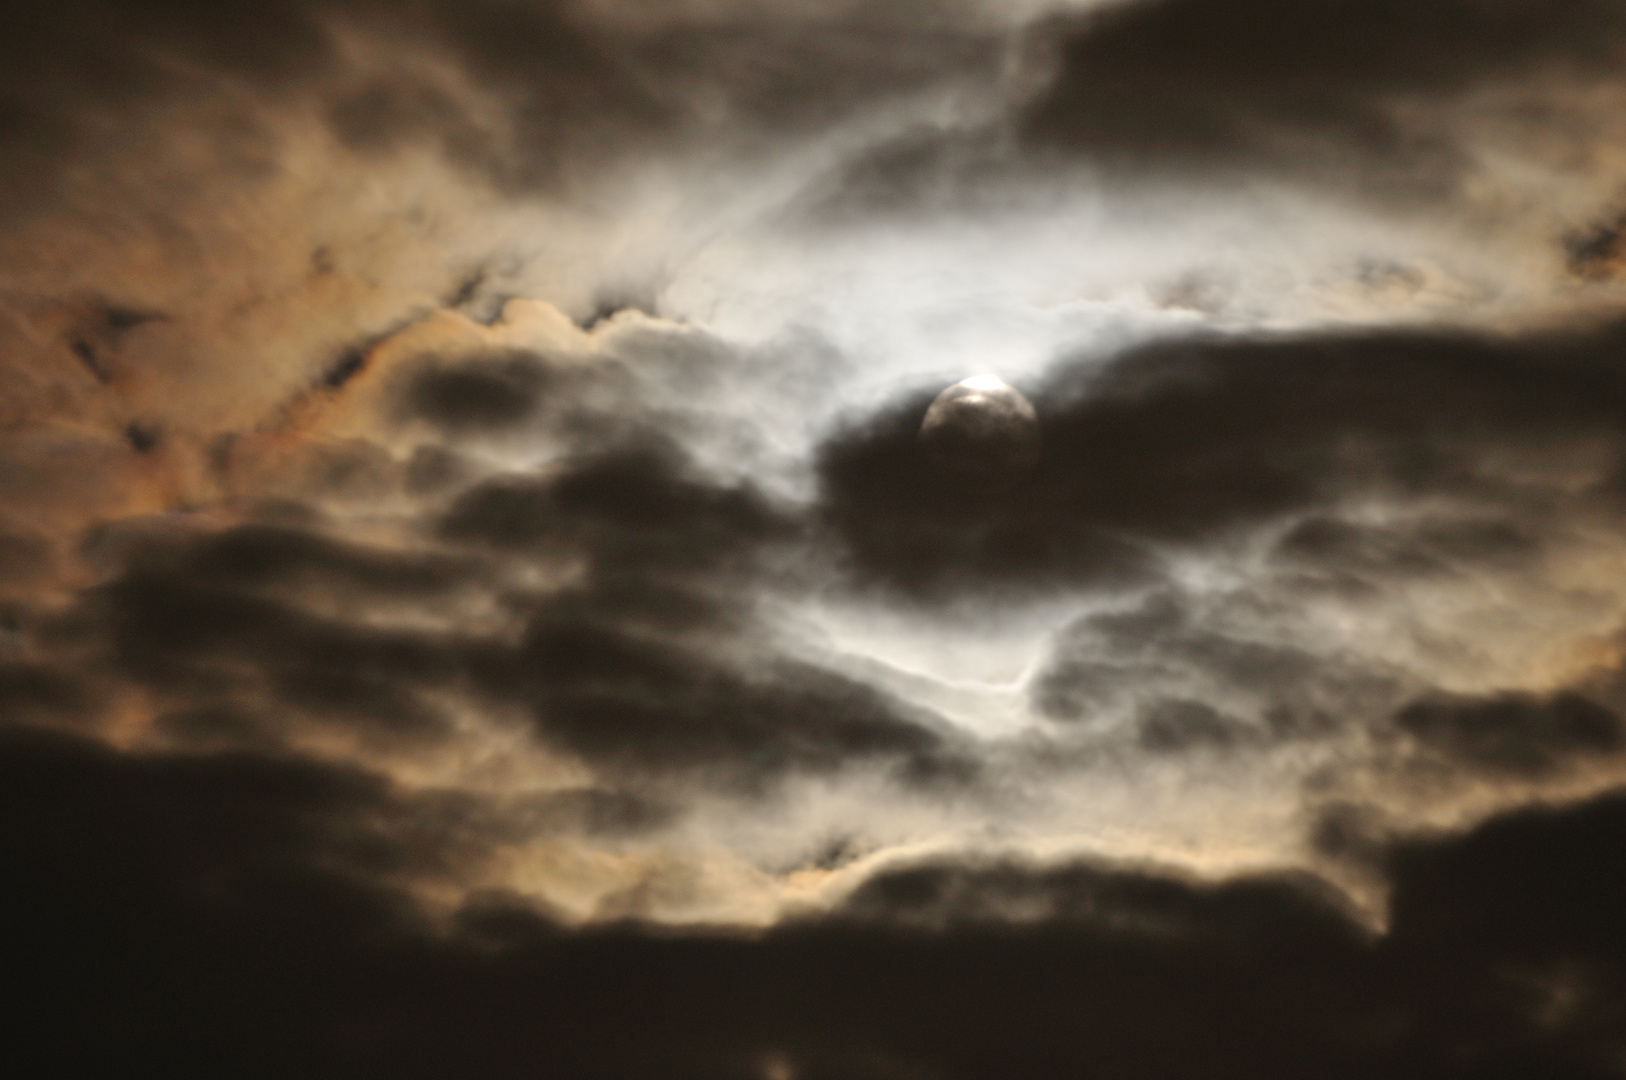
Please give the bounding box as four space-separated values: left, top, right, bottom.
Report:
319 322 418 392
443 265 488 310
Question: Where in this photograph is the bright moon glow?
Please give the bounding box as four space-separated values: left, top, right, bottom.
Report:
960 373 1013 392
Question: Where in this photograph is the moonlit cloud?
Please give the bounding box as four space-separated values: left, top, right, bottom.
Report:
10 1 1626 1074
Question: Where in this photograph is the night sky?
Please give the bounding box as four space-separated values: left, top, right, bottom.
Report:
8 2 1626 1077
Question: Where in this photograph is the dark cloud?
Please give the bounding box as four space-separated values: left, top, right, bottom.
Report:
0 727 468 1075
440 440 793 570
818 319 1626 598
803 0 1626 217
0 0 1010 219
1135 696 1246 752
1021 0 1626 178
381 341 675 452
325 75 502 174
403 444 474 495
31 434 951 783
439 442 958 783
396 350 560 435
90 570 472 739
57 517 501 745
834 852 1361 936
520 783 671 838
0 530 55 587
1393 691 1625 777
151 702 287 753
51 294 168 385
313 0 676 193
1274 514 1540 589
10 723 1626 1078
514 617 952 779
630 15 1001 134
1030 589 1386 745
1567 209 1626 278
815 384 1153 598
110 520 484 595
0 661 95 726
0 0 340 218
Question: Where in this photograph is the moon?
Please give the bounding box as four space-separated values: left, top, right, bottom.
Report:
918 374 1041 485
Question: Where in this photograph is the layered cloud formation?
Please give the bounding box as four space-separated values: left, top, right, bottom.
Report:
9 1 1626 1075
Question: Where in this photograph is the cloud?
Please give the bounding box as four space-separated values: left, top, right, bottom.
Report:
10 719 1626 1077
817 318 1626 599
396 350 557 434
1392 691 1626 777
88 560 479 741
1273 514 1540 589
0 0 339 220
1032 588 1391 733
11 1 1626 1070
0 661 94 727
0 0 1014 225
1021 0 1626 183
434 438 961 782
21 396 959 788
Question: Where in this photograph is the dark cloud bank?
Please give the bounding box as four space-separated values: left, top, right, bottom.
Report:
6 725 1626 1078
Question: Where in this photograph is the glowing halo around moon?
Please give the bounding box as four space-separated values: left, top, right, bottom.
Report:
918 373 1041 485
